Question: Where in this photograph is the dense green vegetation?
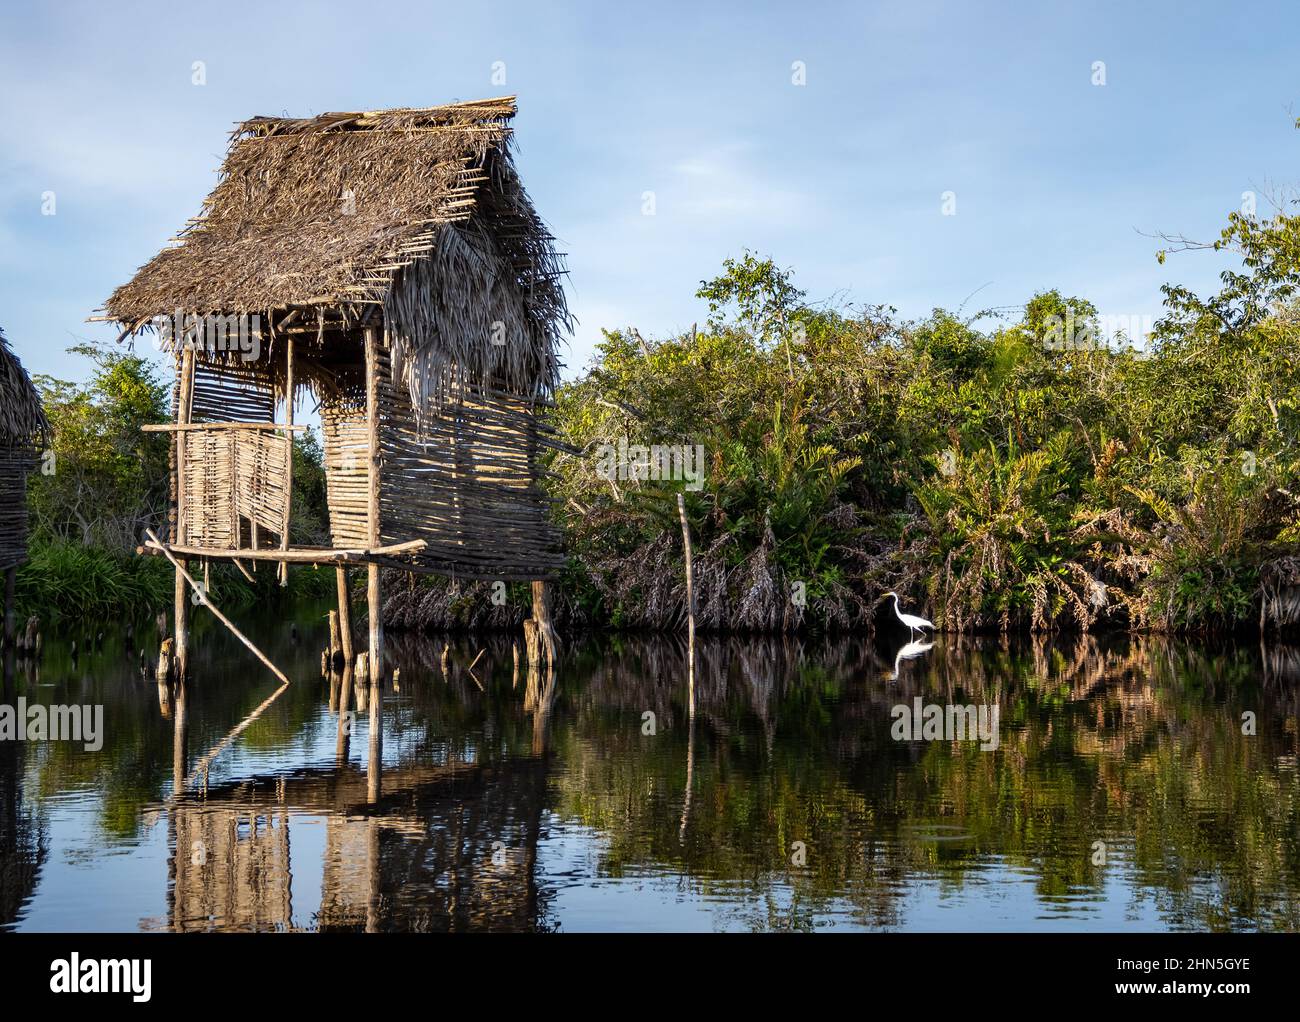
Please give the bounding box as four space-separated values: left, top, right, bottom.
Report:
15 186 1300 635
549 196 1300 635
17 344 332 621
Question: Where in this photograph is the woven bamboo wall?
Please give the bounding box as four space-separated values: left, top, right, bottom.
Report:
0 445 37 571
377 347 564 579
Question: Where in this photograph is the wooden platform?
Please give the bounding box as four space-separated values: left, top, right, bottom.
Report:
138 537 426 566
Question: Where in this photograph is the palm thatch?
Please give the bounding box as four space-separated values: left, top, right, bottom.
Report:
102 96 569 404
0 327 48 571
0 328 48 447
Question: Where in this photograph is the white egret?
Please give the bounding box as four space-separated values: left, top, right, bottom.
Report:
884 592 935 640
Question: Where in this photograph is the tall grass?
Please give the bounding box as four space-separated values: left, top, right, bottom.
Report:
15 539 333 623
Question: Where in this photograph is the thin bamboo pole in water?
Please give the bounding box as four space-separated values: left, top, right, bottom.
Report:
677 492 696 717
365 328 383 678
174 347 195 681
365 327 383 800
279 336 294 585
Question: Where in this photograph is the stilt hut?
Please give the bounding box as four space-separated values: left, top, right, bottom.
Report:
99 97 569 681
0 328 49 648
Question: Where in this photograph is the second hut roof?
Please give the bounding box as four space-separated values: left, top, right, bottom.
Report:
0 327 50 447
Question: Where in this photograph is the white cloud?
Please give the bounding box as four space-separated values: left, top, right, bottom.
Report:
668 142 817 226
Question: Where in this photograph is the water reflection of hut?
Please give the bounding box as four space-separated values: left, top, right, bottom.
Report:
163 759 550 932
100 97 569 681
0 741 46 928
0 328 48 650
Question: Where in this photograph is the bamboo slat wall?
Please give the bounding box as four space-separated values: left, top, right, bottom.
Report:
0 329 47 573
0 445 37 571
321 393 371 549
376 345 564 579
191 359 274 423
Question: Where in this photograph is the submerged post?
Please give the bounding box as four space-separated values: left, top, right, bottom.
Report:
528 581 557 670
677 493 696 717
173 347 195 682
327 609 341 672
336 567 354 668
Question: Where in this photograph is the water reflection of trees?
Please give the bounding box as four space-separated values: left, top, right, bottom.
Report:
4 618 1298 931
550 634 1300 932
0 739 46 929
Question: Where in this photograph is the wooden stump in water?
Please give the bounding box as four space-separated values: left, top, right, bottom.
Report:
156 637 174 684
328 609 340 654
20 615 38 654
529 581 558 670
356 650 369 683
523 618 540 670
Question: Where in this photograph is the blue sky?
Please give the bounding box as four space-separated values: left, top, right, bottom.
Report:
1 0 1297 387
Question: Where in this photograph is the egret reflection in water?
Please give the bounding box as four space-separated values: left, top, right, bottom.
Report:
888 638 935 682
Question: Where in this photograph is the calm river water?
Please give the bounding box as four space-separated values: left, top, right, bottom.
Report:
2 605 1298 931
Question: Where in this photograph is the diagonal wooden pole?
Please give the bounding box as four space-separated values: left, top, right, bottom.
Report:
145 528 290 687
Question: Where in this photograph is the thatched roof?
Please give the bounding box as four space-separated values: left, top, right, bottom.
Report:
0 327 48 447
103 97 569 401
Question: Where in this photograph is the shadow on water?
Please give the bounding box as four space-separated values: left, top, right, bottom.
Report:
2 607 1299 932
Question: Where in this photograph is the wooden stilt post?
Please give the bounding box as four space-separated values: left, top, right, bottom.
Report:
335 663 354 763
173 347 195 682
364 326 384 795
367 670 382 803
336 566 354 669
364 327 383 683
156 637 174 685
279 336 294 586
173 680 188 797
